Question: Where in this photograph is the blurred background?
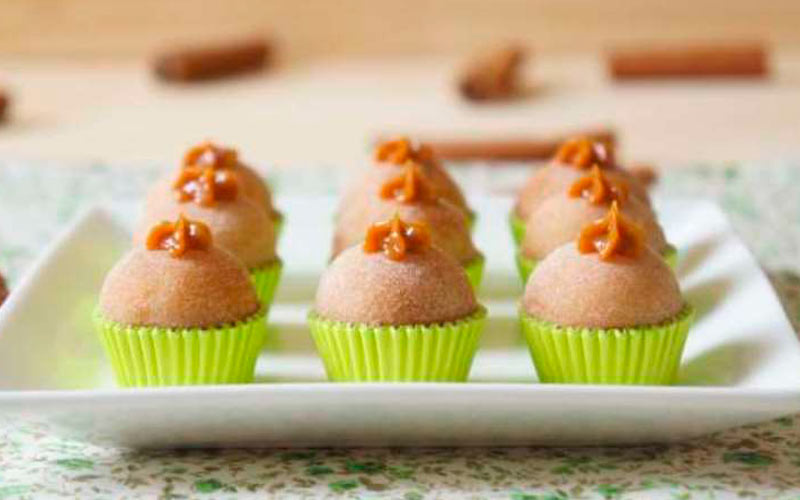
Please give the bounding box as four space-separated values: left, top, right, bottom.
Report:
0 0 798 167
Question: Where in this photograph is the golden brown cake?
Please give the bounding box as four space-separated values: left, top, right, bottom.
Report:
332 162 480 266
518 203 693 385
513 137 651 221
337 137 470 224
139 159 277 269
520 166 667 261
318 216 478 326
101 215 260 329
149 141 278 218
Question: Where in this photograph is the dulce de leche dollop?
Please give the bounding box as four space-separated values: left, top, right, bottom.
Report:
173 166 238 207
146 214 213 258
374 137 434 166
363 214 431 261
568 164 629 205
183 141 239 170
379 162 436 203
577 201 644 261
554 137 615 169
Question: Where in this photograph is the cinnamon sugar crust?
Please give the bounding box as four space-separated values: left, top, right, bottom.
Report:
521 194 666 260
315 246 478 326
150 164 275 217
233 162 275 216
139 189 276 269
523 244 683 328
513 164 651 220
333 197 480 265
337 159 469 224
99 247 259 328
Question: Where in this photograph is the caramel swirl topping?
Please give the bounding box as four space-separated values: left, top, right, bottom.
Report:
374 137 434 165
173 166 238 207
554 137 614 169
568 165 629 205
379 162 436 203
577 201 644 261
183 141 239 170
363 214 431 261
146 214 212 258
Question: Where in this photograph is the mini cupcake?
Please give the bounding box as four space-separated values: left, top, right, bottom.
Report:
516 167 674 282
338 137 472 226
333 162 484 289
150 142 284 236
510 137 650 246
95 215 267 386
140 158 282 305
519 204 694 384
309 215 486 381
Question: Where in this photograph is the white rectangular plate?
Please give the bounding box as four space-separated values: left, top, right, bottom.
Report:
0 196 798 448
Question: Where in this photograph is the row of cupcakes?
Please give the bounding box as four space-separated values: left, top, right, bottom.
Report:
91 136 693 387
513 138 694 384
95 142 283 386
333 138 484 289
511 137 675 283
306 135 694 384
306 138 489 381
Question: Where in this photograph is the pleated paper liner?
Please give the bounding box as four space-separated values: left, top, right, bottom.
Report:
664 244 678 269
308 307 487 382
509 212 526 248
250 260 282 307
515 252 538 286
272 210 285 240
93 308 268 387
520 305 694 385
464 255 485 292
467 210 477 232
516 246 678 286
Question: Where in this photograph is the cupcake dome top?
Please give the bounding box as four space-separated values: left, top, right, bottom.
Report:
523 203 682 329
521 167 666 260
183 141 275 215
100 215 260 329
374 138 468 211
141 160 277 269
336 137 469 222
513 137 650 220
332 164 480 265
317 215 478 326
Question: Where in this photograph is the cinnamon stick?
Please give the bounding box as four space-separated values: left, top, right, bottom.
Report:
608 42 768 80
420 128 616 162
153 38 271 82
459 45 526 101
0 91 9 123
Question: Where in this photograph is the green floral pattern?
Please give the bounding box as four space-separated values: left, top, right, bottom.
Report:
1 161 800 499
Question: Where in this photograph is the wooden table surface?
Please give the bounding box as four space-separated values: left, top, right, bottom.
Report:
0 52 798 169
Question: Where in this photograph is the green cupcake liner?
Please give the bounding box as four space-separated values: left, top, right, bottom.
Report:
250 260 283 307
509 212 526 248
516 245 678 286
515 252 537 286
464 255 485 292
664 244 678 269
272 211 285 240
308 307 487 382
520 305 694 385
467 210 477 232
93 308 268 387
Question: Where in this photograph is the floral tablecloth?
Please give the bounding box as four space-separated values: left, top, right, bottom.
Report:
1 161 800 499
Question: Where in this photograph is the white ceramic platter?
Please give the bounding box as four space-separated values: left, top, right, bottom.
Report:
0 196 798 448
